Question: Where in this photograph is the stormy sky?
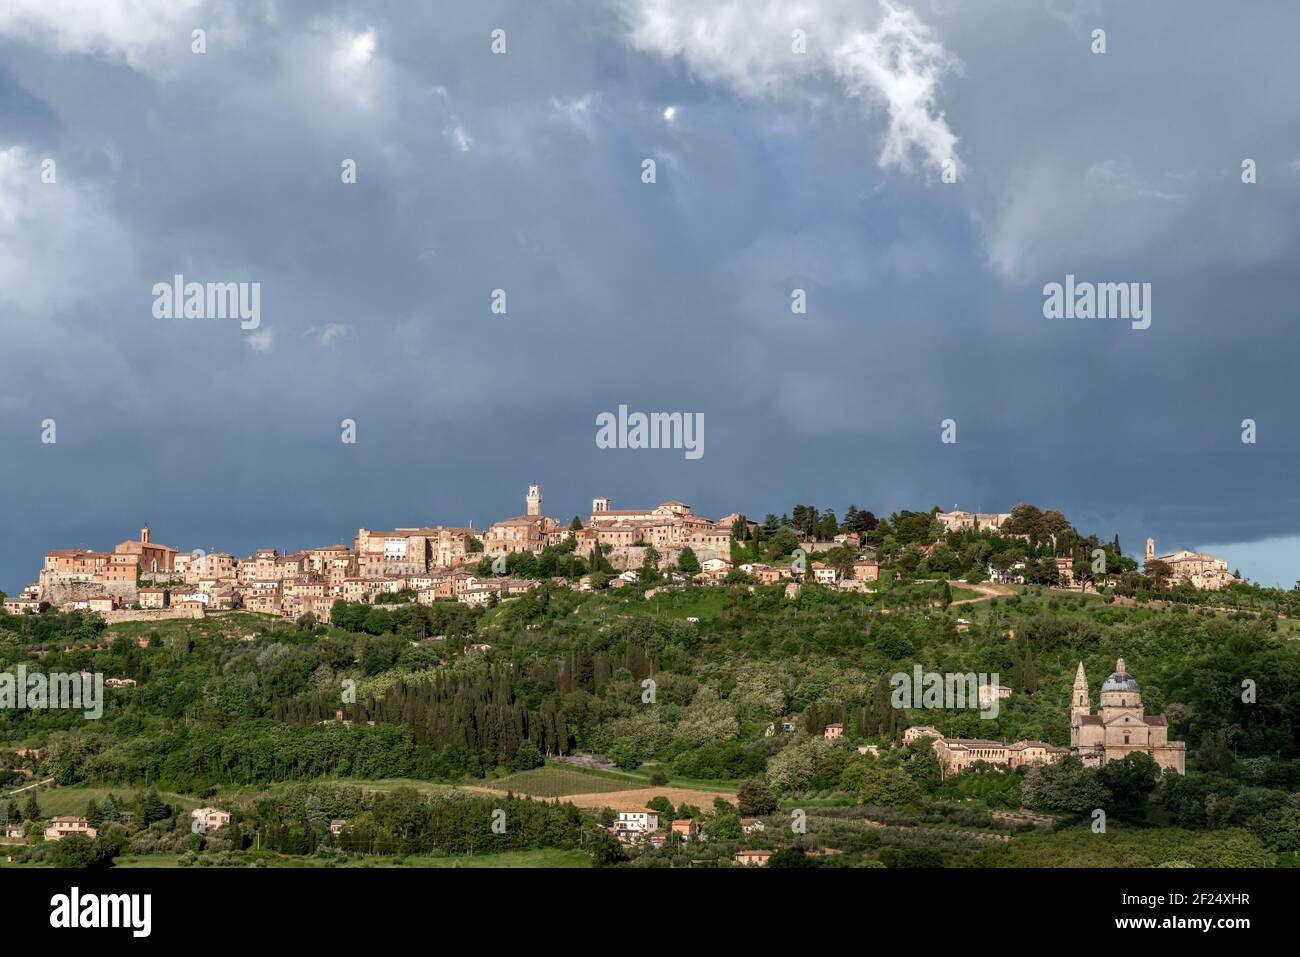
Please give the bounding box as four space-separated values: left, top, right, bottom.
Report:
1 0 1297 590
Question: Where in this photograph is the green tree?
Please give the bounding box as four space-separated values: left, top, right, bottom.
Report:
646 795 675 817
768 847 816 868
305 795 328 828
50 833 117 868
638 546 661 585
770 526 799 557
587 826 626 866
1097 752 1160 817
1197 730 1236 776
138 785 168 826
1145 558 1173 590
507 742 544 772
677 546 701 575
736 779 778 816
852 765 922 805
1022 758 1110 815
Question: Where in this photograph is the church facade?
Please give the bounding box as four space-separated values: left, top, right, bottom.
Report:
1070 658 1186 774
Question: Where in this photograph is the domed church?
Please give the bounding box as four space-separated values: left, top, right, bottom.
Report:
1070 658 1186 774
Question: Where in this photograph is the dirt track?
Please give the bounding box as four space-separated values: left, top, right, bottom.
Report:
947 581 1015 605
465 784 735 812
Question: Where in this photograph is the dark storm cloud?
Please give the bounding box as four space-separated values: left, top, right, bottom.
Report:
0 0 1297 590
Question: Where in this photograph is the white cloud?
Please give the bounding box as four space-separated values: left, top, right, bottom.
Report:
0 0 236 73
444 122 473 153
551 94 601 136
324 27 382 110
330 29 375 74
280 21 392 119
305 323 349 347
246 329 274 353
620 0 960 173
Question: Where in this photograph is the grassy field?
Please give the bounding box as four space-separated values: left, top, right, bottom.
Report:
105 848 591 869
104 611 286 644
558 587 733 624
554 763 740 793
467 763 737 812
202 778 467 809
322 778 461 797
8 784 202 817
484 765 637 797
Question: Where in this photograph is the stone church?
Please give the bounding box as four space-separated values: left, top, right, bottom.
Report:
1070 658 1186 774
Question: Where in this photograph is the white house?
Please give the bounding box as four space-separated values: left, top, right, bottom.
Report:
615 810 659 833
191 807 231 834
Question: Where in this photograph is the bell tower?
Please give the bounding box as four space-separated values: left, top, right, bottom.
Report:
1069 661 1090 747
1145 538 1155 562
526 484 541 517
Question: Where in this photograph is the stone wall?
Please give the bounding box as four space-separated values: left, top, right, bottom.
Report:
39 573 137 607
100 607 204 624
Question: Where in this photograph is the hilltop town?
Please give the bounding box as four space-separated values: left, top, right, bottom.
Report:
0 492 1290 873
4 490 1240 624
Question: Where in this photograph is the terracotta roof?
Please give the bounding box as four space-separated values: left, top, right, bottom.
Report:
491 515 549 526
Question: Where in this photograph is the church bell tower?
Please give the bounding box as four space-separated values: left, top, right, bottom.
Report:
1070 661 1090 747
527 484 541 517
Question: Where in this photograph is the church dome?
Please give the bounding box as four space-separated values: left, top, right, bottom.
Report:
1100 657 1140 694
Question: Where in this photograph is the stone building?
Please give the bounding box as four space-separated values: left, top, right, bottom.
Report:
930 735 1069 777
918 657 1185 777
935 510 1012 534
483 485 562 557
580 497 730 561
38 526 177 605
113 526 178 581
1144 538 1235 590
1070 658 1185 774
355 525 477 575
